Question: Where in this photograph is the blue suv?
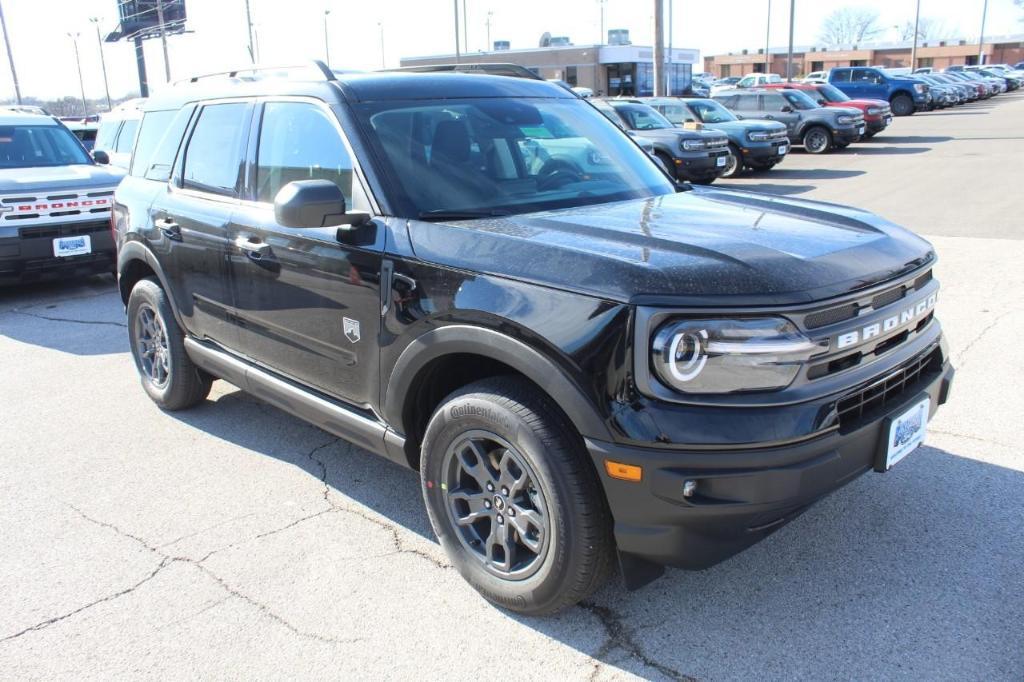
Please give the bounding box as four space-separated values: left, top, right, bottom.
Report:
828 67 930 116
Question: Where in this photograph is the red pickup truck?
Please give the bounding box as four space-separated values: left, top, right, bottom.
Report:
763 82 893 138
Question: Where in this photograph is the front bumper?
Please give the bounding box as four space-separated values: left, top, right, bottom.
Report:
0 219 114 285
587 348 954 582
672 149 730 180
834 125 864 144
741 140 788 164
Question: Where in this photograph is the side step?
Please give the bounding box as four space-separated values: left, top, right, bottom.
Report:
184 338 407 466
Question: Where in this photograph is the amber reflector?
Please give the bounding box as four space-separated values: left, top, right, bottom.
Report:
604 460 643 482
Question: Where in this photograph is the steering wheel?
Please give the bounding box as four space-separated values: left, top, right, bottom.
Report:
537 160 584 191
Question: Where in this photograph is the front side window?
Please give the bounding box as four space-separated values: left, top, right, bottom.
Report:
357 97 674 218
781 90 818 110
0 124 92 168
816 83 849 102
94 120 119 151
114 119 139 154
616 106 673 131
182 102 251 196
256 102 353 204
130 110 176 177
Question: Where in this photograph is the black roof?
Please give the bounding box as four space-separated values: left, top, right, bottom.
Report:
143 69 572 112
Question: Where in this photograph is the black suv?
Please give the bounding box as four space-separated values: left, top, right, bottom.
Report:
114 63 953 616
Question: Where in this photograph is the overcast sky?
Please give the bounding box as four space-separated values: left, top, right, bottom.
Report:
1 0 1021 101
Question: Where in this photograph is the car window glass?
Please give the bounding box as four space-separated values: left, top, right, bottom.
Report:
619 107 672 130
130 110 176 177
182 102 250 196
256 101 353 205
141 105 194 181
690 100 736 123
94 120 120 151
832 69 851 83
114 119 139 154
657 105 694 124
0 124 92 168
738 94 759 110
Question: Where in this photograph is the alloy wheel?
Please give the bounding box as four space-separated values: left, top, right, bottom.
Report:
442 430 550 580
804 129 830 154
135 303 170 387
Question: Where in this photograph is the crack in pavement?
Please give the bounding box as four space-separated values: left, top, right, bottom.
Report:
7 309 127 328
0 504 363 647
954 310 1016 367
929 428 1015 449
579 601 697 682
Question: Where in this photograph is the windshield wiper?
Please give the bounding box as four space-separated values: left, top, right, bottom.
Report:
417 209 511 221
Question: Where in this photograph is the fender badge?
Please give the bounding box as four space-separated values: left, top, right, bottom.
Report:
343 317 361 343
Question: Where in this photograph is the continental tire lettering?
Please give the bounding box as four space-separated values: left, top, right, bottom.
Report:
450 404 512 431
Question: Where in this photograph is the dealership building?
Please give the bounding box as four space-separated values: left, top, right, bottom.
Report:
703 34 1024 78
400 35 700 96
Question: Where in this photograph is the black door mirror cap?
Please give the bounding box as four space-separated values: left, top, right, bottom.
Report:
274 179 352 228
92 150 110 165
780 105 794 113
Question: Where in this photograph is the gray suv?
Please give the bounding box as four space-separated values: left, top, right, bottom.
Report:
714 88 865 154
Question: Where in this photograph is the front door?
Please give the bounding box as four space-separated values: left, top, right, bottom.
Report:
227 99 384 409
150 100 253 346
760 92 802 139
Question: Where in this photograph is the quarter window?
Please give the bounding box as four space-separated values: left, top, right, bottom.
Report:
255 102 353 204
182 102 251 196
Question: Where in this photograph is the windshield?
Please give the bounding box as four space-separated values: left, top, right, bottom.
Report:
816 83 850 102
781 90 820 110
687 99 737 123
0 124 91 168
613 105 674 130
358 97 675 219
655 104 696 125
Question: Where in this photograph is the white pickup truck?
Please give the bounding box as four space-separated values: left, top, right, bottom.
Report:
0 111 125 284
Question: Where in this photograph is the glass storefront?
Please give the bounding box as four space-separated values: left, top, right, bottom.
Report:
606 62 692 96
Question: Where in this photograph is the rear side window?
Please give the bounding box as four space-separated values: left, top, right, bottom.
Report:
94 120 119 151
735 94 760 110
114 119 139 153
832 69 851 83
182 102 251 196
255 101 353 204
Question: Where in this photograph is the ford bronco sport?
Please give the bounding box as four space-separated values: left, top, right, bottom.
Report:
114 62 954 615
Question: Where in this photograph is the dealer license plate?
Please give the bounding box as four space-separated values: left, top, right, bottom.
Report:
858 125 866 135
716 156 727 167
53 235 91 258
878 397 930 472
778 144 788 154
884 115 893 126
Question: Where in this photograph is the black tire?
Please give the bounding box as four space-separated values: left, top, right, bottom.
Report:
127 277 212 411
802 126 833 154
720 143 743 178
691 176 716 185
863 131 877 139
890 93 915 116
654 151 677 180
420 376 614 616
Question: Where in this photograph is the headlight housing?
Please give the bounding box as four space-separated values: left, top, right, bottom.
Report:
914 83 927 93
866 106 882 115
747 130 772 142
836 114 855 124
650 317 824 394
681 138 705 151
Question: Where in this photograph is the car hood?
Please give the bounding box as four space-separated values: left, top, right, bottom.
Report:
630 127 702 142
698 120 786 136
0 164 126 194
407 188 934 306
829 98 888 109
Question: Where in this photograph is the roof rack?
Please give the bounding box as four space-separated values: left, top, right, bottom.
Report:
384 63 544 81
177 60 337 85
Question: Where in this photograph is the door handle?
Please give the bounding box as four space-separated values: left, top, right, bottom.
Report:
157 217 181 240
234 236 271 261
764 114 774 119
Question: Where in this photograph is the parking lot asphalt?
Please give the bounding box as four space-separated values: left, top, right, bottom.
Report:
1 92 1022 680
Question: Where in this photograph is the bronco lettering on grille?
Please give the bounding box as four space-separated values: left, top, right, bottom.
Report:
835 293 937 350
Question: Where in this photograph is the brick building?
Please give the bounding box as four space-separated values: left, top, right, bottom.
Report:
703 34 1024 79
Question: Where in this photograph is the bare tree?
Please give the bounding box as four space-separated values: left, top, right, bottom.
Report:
819 6 883 45
899 17 949 41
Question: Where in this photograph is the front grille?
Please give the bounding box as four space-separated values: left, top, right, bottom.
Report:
0 189 114 224
805 302 858 329
804 269 933 331
871 286 906 310
17 220 110 240
836 348 940 429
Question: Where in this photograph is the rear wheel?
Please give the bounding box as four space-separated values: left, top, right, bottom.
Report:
720 143 743 178
890 93 915 116
420 377 614 615
127 277 212 410
802 126 833 154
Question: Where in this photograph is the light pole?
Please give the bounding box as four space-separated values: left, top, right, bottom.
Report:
0 0 22 104
67 32 88 117
486 10 493 51
666 0 673 94
244 0 256 63
785 0 795 82
598 0 605 44
323 9 330 66
378 21 385 68
978 0 989 65
909 0 921 70
89 18 112 112
462 0 467 53
453 0 461 63
765 0 771 74
653 0 664 96
155 0 171 82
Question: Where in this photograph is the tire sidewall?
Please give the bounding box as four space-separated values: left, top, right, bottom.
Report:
803 126 832 154
722 144 743 178
127 278 199 409
420 391 582 612
891 94 913 116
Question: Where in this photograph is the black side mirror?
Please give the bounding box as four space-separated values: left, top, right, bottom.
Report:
92 150 110 165
273 179 367 229
780 105 794 113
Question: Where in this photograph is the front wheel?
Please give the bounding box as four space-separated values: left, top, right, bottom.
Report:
420 377 614 615
691 176 716 185
127 277 212 410
890 94 915 116
720 143 743 178
802 126 833 154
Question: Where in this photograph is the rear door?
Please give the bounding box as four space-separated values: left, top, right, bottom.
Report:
149 100 253 347
226 98 384 408
730 92 764 119
764 92 801 137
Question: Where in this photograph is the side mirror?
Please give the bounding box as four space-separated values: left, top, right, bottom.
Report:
92 150 110 165
273 179 367 229
780 105 794 113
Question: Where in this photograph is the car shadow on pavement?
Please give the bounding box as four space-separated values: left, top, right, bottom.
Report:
870 135 953 144
171 387 1023 679
752 168 866 181
844 145 932 155
720 183 818 196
